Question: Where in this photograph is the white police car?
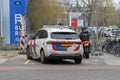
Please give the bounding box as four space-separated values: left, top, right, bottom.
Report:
26 25 83 64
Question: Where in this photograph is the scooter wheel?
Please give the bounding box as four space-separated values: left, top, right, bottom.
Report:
84 53 89 59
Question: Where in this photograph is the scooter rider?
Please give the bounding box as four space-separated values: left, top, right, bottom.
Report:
79 25 91 57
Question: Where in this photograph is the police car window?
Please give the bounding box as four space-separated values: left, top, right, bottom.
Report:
35 30 48 39
34 30 43 39
51 32 79 39
42 30 48 38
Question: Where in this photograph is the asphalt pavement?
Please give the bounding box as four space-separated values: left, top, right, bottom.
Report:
0 50 120 80
0 50 120 66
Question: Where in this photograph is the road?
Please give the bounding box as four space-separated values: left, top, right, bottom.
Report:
0 52 120 80
0 69 120 80
1 52 120 66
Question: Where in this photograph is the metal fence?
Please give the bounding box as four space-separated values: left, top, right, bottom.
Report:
90 30 104 56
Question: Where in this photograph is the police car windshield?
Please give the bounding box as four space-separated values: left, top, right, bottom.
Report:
51 32 79 39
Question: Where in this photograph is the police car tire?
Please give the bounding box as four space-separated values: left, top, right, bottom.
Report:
74 54 82 64
40 50 47 64
26 47 32 59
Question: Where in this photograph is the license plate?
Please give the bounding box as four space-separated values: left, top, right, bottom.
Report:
84 43 89 46
61 44 72 46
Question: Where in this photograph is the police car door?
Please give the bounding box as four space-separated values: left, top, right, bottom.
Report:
35 30 48 57
29 31 40 57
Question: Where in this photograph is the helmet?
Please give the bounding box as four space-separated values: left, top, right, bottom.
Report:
81 25 87 31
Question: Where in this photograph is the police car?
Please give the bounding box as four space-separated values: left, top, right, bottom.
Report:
26 25 83 64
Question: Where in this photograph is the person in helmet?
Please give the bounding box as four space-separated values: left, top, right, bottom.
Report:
79 25 91 57
79 25 90 41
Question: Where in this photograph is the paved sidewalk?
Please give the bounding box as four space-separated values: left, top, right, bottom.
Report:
0 50 19 59
99 53 120 65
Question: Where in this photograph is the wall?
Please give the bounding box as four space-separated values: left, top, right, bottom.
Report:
1 0 10 44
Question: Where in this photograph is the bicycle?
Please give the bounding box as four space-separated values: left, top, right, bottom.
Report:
113 38 120 56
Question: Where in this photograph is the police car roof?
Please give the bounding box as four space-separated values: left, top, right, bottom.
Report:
41 25 76 33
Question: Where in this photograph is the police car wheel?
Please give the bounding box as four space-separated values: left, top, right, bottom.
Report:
74 54 82 64
40 50 47 64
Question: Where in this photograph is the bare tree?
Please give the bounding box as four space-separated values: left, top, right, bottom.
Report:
26 0 65 33
75 0 116 26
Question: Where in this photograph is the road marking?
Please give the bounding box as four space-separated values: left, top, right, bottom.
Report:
25 60 30 64
0 58 8 64
105 59 120 65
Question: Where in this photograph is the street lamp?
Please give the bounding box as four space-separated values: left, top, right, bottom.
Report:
0 0 3 37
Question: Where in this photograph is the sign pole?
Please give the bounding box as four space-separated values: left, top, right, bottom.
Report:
19 17 26 54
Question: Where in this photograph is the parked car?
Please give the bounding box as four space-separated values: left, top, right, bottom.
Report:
99 26 120 37
98 26 108 36
26 25 83 64
109 26 120 36
103 26 120 37
88 27 97 34
104 28 112 37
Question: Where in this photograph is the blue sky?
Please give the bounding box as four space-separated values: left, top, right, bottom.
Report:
113 0 120 3
112 0 120 9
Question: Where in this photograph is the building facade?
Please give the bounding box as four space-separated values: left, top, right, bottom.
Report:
0 0 10 45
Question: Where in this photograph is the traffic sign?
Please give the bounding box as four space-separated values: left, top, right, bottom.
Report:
10 0 26 44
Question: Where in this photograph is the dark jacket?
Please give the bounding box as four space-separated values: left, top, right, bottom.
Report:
79 31 90 41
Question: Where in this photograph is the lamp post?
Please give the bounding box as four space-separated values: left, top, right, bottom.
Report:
102 0 105 27
67 0 70 26
0 0 3 36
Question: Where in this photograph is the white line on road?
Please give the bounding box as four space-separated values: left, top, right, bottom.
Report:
0 58 8 64
105 59 120 65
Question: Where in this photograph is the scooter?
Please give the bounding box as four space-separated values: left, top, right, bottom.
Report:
82 41 90 59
